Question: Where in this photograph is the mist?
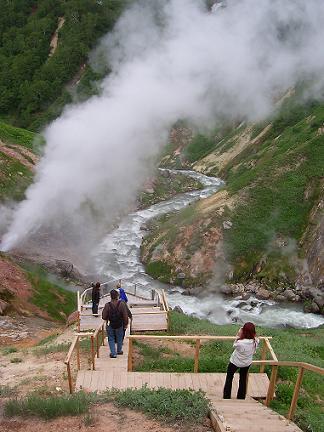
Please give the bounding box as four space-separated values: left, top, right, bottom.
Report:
1 0 324 257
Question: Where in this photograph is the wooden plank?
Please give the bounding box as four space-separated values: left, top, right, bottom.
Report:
82 371 93 391
75 370 85 390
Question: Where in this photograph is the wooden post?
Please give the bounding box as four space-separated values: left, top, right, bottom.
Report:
134 284 137 296
128 338 133 372
96 333 100 358
91 335 95 370
265 365 278 406
194 338 200 373
260 339 267 373
102 324 105 346
77 311 80 333
151 289 155 300
67 363 73 394
287 367 305 420
76 337 81 370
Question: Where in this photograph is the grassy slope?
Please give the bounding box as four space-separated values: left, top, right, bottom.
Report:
134 311 324 432
0 121 38 201
223 100 324 280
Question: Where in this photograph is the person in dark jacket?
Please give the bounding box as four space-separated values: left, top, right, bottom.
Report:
102 289 129 358
91 282 101 316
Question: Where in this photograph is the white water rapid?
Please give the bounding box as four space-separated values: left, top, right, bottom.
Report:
94 170 324 329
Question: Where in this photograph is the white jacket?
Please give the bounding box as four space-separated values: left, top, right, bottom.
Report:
230 338 259 368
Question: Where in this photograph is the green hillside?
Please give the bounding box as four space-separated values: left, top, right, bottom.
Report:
0 0 126 130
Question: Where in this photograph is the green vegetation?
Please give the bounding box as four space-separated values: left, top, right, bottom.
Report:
114 386 210 424
34 343 70 357
185 134 215 162
0 150 34 201
4 391 94 419
224 101 324 280
2 347 18 355
0 385 17 398
134 312 324 432
0 0 127 130
26 266 75 321
146 261 172 284
0 121 36 149
4 387 210 425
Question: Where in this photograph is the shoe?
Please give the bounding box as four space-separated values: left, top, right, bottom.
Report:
110 354 117 358
117 351 123 355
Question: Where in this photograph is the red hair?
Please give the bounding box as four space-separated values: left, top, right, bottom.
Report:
240 322 256 340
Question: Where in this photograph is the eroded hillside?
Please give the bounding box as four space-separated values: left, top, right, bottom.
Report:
143 97 324 313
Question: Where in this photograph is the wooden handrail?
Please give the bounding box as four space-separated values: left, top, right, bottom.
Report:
265 337 278 362
128 335 272 341
64 336 79 365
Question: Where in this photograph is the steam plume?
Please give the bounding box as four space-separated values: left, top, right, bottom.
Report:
1 0 324 253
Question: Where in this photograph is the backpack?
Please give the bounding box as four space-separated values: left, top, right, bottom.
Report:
108 300 123 329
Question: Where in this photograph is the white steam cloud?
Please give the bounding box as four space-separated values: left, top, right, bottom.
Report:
1 0 324 252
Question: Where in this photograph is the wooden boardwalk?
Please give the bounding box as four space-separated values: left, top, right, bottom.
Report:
79 291 168 332
72 287 303 432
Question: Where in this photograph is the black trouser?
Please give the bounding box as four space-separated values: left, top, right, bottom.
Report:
223 362 250 399
92 302 99 315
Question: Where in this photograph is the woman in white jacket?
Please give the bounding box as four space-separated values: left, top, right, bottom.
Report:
223 322 259 399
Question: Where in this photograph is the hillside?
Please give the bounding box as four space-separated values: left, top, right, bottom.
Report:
0 0 126 130
142 96 324 314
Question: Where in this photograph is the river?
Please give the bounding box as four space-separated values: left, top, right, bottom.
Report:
94 169 324 329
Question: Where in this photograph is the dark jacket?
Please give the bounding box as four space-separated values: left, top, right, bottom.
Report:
92 287 100 303
102 300 129 328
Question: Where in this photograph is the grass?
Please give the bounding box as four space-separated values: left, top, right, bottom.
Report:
223 101 324 280
0 385 17 398
4 387 210 425
34 343 70 357
4 392 94 419
114 386 210 424
2 347 18 355
134 312 324 432
25 266 76 322
0 121 36 149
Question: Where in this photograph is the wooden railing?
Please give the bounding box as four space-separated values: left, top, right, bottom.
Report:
64 322 105 393
127 335 275 373
252 360 324 419
126 334 324 421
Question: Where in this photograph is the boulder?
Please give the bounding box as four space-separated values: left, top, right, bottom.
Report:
283 289 296 301
307 288 324 308
174 305 184 314
220 285 233 296
310 302 320 314
275 295 286 302
222 220 233 230
257 288 271 300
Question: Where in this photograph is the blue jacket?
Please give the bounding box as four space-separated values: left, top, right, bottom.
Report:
119 288 128 303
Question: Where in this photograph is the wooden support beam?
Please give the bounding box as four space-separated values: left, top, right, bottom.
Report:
128 338 133 372
260 339 267 373
67 362 73 394
287 366 305 420
265 365 278 406
91 335 95 370
194 338 200 373
76 337 81 371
